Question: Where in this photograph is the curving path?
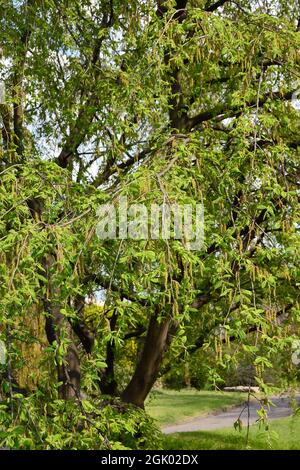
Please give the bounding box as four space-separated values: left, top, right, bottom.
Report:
162 396 300 434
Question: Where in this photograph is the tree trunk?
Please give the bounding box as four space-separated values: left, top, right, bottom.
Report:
43 255 81 399
121 314 174 408
99 310 118 396
70 296 94 354
99 340 118 396
45 301 81 399
57 342 81 400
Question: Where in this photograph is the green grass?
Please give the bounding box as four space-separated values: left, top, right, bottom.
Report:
146 389 244 426
163 415 300 450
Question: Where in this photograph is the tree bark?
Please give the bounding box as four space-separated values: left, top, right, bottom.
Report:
57 342 81 400
44 299 81 399
43 255 81 399
99 310 118 396
121 314 174 408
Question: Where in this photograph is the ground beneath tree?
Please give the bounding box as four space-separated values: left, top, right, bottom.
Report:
162 395 300 434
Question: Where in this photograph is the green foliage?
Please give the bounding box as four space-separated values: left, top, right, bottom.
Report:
163 356 209 390
0 396 162 450
0 0 300 449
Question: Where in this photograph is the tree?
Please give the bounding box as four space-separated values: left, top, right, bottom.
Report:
0 0 299 447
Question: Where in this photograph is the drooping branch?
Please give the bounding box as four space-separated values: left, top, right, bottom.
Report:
190 304 294 355
188 89 296 130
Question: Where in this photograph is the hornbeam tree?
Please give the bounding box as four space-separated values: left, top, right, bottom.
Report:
0 0 299 448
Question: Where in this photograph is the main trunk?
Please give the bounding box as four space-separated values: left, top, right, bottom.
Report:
121 315 173 408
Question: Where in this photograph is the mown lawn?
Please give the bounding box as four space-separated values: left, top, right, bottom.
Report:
163 415 300 450
146 389 244 426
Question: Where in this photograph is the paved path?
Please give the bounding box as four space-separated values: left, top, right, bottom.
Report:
162 396 300 434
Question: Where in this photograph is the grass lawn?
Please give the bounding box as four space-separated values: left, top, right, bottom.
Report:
146 389 244 426
163 415 300 450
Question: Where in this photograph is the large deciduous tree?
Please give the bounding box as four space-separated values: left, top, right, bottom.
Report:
0 0 299 438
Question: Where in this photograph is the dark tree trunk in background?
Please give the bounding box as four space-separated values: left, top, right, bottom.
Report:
43 255 81 400
99 341 118 396
71 296 95 354
45 301 81 399
99 310 118 396
121 314 174 408
57 343 81 400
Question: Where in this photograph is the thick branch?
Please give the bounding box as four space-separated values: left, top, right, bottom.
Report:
188 89 296 130
204 0 230 12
